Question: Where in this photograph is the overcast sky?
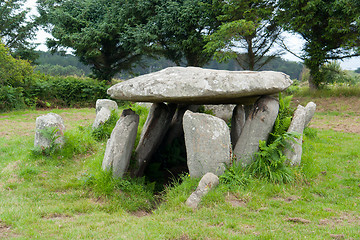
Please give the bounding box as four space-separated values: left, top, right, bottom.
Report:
26 0 359 70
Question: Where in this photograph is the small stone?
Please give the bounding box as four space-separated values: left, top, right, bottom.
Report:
185 172 219 208
95 99 118 114
34 113 65 149
284 105 306 166
304 102 316 128
92 107 111 129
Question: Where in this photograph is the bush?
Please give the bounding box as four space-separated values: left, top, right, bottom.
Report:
28 76 110 107
0 86 26 112
0 42 35 88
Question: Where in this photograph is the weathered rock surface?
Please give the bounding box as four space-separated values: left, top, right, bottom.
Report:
203 104 236 121
134 103 176 177
304 102 316 128
102 109 139 178
234 96 279 166
183 111 232 178
160 105 200 148
230 105 246 147
34 113 65 149
185 172 219 208
95 99 118 114
284 105 306 166
92 107 111 129
107 67 292 104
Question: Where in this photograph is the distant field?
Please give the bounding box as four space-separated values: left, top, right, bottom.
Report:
1 97 359 239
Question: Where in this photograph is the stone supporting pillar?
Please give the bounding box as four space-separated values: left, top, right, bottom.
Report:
133 102 176 177
234 96 279 166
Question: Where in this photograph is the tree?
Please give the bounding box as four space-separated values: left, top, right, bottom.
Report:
38 0 156 82
149 0 220 67
0 0 38 61
278 0 360 89
0 40 34 88
204 0 282 71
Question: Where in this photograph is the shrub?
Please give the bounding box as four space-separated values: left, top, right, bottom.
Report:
28 76 110 107
0 86 26 112
0 42 35 88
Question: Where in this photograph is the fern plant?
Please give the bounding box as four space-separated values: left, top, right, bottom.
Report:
32 126 61 156
249 132 300 184
268 92 294 145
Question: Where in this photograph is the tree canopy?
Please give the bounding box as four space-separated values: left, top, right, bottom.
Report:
278 0 360 89
0 0 38 61
149 0 219 67
38 0 157 82
204 0 281 70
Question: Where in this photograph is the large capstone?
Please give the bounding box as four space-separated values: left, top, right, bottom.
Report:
95 99 118 114
107 67 292 104
234 96 279 166
183 111 232 178
284 105 306 166
34 113 65 149
102 109 139 178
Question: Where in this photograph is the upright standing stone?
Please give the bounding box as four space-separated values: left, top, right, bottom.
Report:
92 107 111 129
304 102 316 128
162 104 200 147
95 99 118 114
102 109 139 178
34 113 65 149
230 105 246 147
185 172 219 208
134 103 176 177
284 105 306 166
234 96 279 166
183 111 232 178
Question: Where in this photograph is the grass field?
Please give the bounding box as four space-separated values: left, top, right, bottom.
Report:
1 97 360 239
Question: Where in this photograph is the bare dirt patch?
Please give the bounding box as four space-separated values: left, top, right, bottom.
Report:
293 97 360 133
225 194 247 207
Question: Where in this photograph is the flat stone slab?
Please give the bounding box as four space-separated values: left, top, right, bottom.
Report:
107 67 292 104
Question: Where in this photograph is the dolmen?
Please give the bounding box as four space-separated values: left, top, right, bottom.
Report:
103 66 315 179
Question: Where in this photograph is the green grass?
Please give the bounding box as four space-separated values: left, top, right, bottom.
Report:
1 105 360 239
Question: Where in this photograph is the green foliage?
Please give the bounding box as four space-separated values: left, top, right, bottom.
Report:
28 76 109 108
82 163 155 212
0 42 35 88
31 125 97 160
38 0 155 81
249 132 300 184
0 0 38 60
149 0 218 67
32 127 61 157
222 93 301 186
0 86 26 112
278 0 360 89
91 110 120 141
268 93 294 144
35 64 86 77
205 0 281 70
319 62 360 86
